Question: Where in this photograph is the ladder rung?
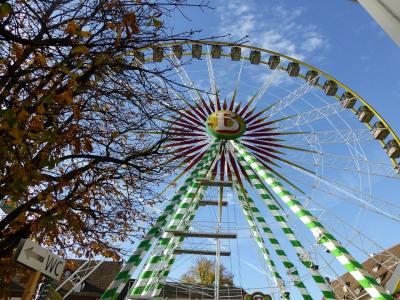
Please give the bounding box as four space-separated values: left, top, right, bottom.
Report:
174 249 231 256
199 200 228 206
165 230 237 239
197 179 233 187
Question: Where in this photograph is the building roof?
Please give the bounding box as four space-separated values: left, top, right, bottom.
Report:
58 259 123 298
328 244 400 299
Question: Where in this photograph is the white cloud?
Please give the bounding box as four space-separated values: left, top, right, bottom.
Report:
216 0 328 61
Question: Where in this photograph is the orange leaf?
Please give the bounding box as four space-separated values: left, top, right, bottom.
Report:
71 45 89 55
65 21 80 35
36 104 45 114
106 22 116 31
17 108 30 122
79 31 91 38
33 54 46 66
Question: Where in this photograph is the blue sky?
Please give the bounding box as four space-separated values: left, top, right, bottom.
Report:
150 1 400 299
172 0 400 134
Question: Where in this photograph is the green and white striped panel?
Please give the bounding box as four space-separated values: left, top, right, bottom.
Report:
148 189 205 297
231 145 335 300
101 141 219 300
130 142 220 297
231 140 394 300
233 182 289 299
234 183 313 300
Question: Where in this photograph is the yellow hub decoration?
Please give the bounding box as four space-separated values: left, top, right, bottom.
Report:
206 110 246 140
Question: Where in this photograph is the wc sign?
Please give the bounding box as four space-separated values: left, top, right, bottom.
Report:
206 110 246 140
15 239 65 280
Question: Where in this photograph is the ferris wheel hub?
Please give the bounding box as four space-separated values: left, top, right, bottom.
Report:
206 110 246 140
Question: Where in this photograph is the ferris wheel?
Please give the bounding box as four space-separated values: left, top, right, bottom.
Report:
98 41 400 300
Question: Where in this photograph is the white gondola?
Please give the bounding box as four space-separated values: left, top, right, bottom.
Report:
268 55 280 69
211 44 222 59
134 51 145 64
340 91 356 109
384 140 400 159
356 106 374 123
153 46 163 62
322 80 338 96
249 50 261 64
230 46 241 61
172 44 183 59
192 44 202 59
371 121 389 140
287 62 300 77
305 70 319 85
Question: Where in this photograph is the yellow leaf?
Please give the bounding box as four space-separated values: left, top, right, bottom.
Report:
65 21 80 35
36 104 45 114
17 108 30 122
10 127 22 144
79 31 91 38
94 54 108 66
0 2 11 19
106 22 116 31
12 43 24 61
153 18 163 28
34 54 46 66
72 45 89 55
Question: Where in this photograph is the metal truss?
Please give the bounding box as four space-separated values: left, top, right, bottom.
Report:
269 81 315 118
286 128 373 145
280 102 347 131
286 151 399 178
56 260 103 299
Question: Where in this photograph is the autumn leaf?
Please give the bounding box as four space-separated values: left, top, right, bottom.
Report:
36 104 45 114
153 18 163 28
65 21 80 35
33 54 46 66
94 54 108 66
10 127 22 144
17 108 30 122
0 2 11 19
12 43 24 61
78 31 91 38
106 22 116 31
72 45 89 55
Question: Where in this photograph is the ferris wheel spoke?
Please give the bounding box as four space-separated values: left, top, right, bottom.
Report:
282 170 400 225
284 163 400 222
286 128 373 145
206 46 217 97
251 67 282 108
170 52 202 104
285 151 399 179
279 102 346 131
268 80 317 118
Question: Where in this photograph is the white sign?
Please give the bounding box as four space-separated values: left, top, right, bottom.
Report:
15 239 65 280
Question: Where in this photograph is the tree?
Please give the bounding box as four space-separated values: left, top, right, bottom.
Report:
181 257 234 286
0 0 213 286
